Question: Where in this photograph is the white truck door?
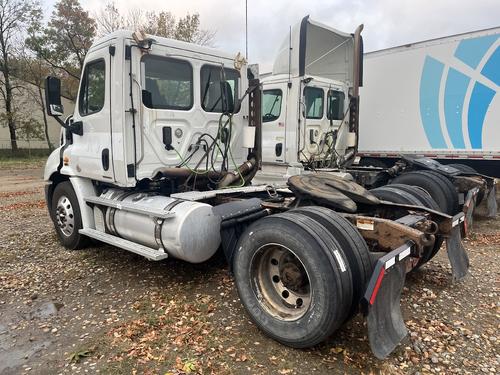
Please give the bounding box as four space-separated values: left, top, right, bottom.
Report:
69 47 114 182
262 87 287 163
301 86 326 157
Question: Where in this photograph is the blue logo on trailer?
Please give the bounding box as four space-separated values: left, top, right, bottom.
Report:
419 34 499 149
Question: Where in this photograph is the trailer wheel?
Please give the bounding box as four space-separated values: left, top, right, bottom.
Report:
289 207 373 318
51 181 88 250
389 171 458 215
447 163 484 204
233 213 352 348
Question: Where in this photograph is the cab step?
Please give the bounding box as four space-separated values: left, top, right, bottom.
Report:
84 196 175 219
79 228 169 261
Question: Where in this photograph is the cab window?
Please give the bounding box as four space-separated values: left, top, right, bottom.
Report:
141 55 193 110
327 90 345 120
304 87 323 119
200 65 240 113
262 89 282 122
79 59 105 116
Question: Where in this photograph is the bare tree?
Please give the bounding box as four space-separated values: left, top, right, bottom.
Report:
0 0 40 151
94 2 216 46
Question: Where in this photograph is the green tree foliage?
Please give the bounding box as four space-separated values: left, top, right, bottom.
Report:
27 0 97 84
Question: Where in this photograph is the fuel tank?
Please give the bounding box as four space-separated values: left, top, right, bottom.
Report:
98 189 221 263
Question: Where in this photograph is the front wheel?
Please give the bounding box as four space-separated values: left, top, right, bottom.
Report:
51 181 88 249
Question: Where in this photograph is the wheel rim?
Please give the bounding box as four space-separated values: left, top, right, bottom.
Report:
250 243 312 321
55 195 75 237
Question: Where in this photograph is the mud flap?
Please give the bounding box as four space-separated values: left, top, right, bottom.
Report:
463 188 477 233
446 223 469 282
486 184 497 218
362 243 412 359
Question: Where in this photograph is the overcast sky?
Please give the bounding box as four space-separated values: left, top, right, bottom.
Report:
42 0 500 71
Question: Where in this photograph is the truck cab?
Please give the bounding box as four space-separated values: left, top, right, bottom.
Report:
45 30 249 188
259 16 362 176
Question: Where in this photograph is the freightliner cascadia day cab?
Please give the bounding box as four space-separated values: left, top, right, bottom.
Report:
42 17 493 359
357 27 500 177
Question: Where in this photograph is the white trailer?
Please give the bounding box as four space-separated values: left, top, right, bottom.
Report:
358 27 500 176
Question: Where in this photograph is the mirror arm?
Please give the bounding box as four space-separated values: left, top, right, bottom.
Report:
54 116 83 136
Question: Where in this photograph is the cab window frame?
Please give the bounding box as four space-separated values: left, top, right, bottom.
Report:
141 55 194 111
304 86 324 120
262 88 283 123
78 58 106 117
200 64 240 113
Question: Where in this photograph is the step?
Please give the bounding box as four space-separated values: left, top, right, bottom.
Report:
85 196 175 219
80 228 169 261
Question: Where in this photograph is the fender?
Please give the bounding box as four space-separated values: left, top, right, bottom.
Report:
69 177 97 230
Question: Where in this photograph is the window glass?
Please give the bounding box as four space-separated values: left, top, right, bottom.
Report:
79 60 105 116
200 65 240 112
327 90 345 120
262 89 283 122
304 87 324 119
142 55 193 110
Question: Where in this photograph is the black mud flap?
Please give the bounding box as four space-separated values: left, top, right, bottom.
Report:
486 184 497 218
446 220 469 282
362 242 412 359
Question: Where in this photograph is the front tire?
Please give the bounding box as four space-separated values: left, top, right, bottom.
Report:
51 181 88 250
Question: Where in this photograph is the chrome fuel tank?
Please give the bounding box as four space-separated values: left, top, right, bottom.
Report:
98 189 221 263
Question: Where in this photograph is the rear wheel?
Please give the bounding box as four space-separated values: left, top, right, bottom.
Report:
289 207 373 318
233 213 352 348
389 171 459 215
51 181 88 249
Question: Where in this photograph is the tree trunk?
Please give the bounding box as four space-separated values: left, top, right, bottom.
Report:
38 85 53 151
4 72 18 152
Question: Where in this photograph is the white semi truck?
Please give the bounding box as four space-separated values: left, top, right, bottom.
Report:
42 18 491 359
357 27 500 177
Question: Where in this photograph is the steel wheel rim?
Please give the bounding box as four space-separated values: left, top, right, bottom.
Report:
55 195 75 237
250 243 312 321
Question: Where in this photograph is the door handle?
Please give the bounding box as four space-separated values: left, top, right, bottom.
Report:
102 148 110 171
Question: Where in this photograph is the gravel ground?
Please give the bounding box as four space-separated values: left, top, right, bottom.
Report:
0 164 498 375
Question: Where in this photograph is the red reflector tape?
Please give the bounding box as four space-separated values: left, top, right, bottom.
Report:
369 267 386 305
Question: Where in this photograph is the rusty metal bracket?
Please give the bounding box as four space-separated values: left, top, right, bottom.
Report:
341 214 434 253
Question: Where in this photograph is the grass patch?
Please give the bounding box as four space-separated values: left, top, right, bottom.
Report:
0 150 49 169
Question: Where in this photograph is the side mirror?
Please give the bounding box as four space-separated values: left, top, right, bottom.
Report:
220 81 234 114
45 76 64 116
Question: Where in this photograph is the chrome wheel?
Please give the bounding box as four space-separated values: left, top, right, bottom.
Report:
55 195 75 237
250 243 312 321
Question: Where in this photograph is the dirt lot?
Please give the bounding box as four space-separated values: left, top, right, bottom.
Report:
0 163 498 374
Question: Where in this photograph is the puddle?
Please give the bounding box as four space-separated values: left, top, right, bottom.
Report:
28 301 64 320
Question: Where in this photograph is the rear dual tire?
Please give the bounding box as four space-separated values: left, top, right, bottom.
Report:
389 170 459 215
233 211 355 348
